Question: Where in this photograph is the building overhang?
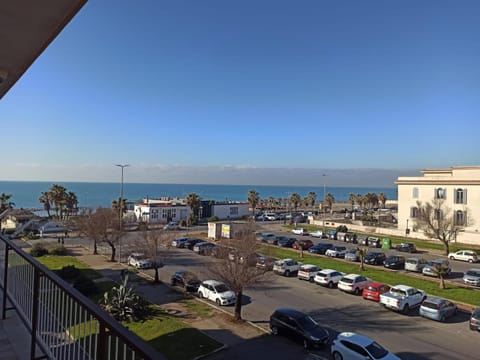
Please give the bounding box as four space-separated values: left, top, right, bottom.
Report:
0 0 87 99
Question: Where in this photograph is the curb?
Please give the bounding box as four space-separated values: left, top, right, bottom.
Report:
192 344 228 360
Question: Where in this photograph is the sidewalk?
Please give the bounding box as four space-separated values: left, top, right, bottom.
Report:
69 245 265 349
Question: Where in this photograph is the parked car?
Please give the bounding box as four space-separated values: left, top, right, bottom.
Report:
184 238 203 250
297 264 321 282
366 236 381 248
362 282 390 302
163 221 180 230
463 268 480 287
270 308 330 349
357 235 368 246
325 246 347 258
256 232 276 242
197 280 236 306
419 296 457 322
337 232 347 242
383 255 405 270
395 242 417 253
171 237 190 248
470 308 480 331
364 251 386 265
448 250 479 263
193 242 217 255
338 274 372 295
39 221 66 235
331 332 401 360
291 228 308 236
256 256 276 271
277 237 296 248
273 258 302 277
422 259 451 277
327 230 337 240
314 269 345 288
266 236 279 245
127 253 153 269
405 257 428 273
170 271 201 292
380 285 426 314
344 249 359 262
308 243 333 255
344 232 357 243
310 230 324 238
292 239 314 250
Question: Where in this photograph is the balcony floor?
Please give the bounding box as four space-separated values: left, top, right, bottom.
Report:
0 292 31 360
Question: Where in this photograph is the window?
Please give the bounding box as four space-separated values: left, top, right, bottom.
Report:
410 207 419 218
455 189 467 204
340 341 369 357
412 187 419 199
455 210 466 226
230 207 238 216
434 188 446 199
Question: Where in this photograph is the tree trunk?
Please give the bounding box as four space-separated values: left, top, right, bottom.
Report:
442 240 450 256
110 244 116 262
234 290 243 321
359 258 364 271
439 275 445 289
154 267 159 283
93 239 98 255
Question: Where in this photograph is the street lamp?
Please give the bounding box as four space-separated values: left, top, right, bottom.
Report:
322 174 327 233
115 164 129 263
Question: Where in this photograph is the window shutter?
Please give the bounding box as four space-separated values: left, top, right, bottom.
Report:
464 188 467 204
464 210 467 226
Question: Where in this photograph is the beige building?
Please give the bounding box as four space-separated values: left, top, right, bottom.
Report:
396 166 480 245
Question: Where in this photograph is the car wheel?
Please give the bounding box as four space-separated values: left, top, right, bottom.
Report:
403 304 410 314
332 351 343 360
354 287 360 295
303 339 309 350
285 270 290 277
469 259 473 263
216 299 221 306
198 292 203 299
309 277 314 283
449 256 455 260
441 315 446 322
328 281 334 288
271 326 279 336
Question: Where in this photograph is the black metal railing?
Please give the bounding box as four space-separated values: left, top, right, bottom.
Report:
0 234 165 360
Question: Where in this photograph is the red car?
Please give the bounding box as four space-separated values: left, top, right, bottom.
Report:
292 239 314 250
362 282 390 302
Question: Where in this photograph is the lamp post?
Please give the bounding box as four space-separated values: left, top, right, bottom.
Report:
406 219 409 236
115 164 129 263
322 174 327 233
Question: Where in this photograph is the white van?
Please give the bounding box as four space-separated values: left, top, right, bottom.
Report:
40 222 66 236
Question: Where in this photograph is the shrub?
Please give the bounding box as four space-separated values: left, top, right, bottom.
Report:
336 225 348 233
74 276 97 296
49 245 67 256
57 265 81 281
180 220 187 227
30 243 48 257
208 216 219 222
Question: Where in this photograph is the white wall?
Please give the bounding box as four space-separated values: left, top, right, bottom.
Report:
212 203 250 220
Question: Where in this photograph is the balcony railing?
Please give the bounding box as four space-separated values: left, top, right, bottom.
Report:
0 234 164 360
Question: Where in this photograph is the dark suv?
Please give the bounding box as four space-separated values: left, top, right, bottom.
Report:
364 251 387 265
395 242 417 253
308 243 333 255
383 255 406 270
170 271 201 292
270 308 329 349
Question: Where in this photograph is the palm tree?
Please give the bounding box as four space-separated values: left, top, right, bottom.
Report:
0 193 14 212
185 193 202 225
378 192 387 208
306 192 316 211
348 193 356 210
289 193 301 211
247 190 260 218
325 193 335 213
39 192 52 217
112 197 128 214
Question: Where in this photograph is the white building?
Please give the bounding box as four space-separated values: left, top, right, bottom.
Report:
211 202 250 220
134 198 190 224
396 166 480 244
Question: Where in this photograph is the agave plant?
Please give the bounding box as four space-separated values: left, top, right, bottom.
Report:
102 275 148 322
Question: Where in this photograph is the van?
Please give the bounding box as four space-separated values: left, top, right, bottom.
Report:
40 222 66 236
405 258 428 272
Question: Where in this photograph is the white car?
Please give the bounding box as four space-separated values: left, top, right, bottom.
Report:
197 280 236 306
171 237 190 248
314 269 346 288
127 253 153 269
338 274 372 295
448 250 478 263
297 264 321 282
331 332 401 360
163 221 180 230
310 230 324 238
325 246 347 258
291 228 308 235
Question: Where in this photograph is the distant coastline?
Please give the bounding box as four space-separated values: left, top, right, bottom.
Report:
0 181 397 209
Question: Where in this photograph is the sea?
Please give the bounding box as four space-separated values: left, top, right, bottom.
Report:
0 181 397 210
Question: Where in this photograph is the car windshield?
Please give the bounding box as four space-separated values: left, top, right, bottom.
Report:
422 301 440 309
466 270 480 276
341 278 354 284
366 285 378 291
214 284 230 293
406 259 417 264
297 315 318 330
132 254 146 260
365 341 389 359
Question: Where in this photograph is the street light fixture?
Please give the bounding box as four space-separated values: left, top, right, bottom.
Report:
322 174 327 233
115 164 130 263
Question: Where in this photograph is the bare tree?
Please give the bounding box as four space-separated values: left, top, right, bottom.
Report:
135 229 175 283
414 199 472 255
208 229 269 321
75 207 123 261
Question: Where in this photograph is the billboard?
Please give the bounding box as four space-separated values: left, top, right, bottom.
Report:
221 224 231 239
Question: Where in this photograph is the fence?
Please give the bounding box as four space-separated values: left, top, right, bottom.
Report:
0 234 164 360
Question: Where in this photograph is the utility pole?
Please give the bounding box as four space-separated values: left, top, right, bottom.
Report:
115 164 129 263
322 174 327 234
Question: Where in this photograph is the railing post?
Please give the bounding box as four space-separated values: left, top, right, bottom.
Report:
97 323 108 360
30 267 40 360
1 244 9 320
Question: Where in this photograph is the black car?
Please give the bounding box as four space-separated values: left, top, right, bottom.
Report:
171 271 201 292
308 243 333 255
267 236 280 245
184 238 203 250
364 251 387 265
384 255 405 270
470 308 480 331
270 308 329 349
277 237 296 248
366 237 381 248
395 243 417 253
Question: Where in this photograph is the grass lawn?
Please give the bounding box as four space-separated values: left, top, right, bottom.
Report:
178 298 214 318
260 245 480 307
36 255 102 279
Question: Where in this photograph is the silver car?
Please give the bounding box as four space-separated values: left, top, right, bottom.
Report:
463 269 480 287
405 257 428 272
344 249 359 262
419 296 457 322
422 259 451 277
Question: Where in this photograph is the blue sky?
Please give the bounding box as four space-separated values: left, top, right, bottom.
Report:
1 0 479 186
